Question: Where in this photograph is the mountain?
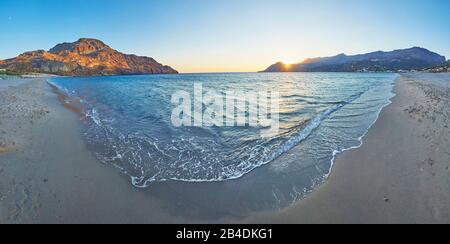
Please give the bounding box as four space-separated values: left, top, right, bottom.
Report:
0 38 178 76
263 47 446 72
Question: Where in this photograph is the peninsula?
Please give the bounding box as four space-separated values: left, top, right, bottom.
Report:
0 38 178 76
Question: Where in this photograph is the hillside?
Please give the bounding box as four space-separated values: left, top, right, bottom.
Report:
263 47 446 72
0 38 178 76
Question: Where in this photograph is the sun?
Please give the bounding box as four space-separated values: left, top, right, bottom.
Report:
280 62 292 72
281 57 299 66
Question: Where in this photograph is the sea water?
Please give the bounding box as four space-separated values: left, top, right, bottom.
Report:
50 72 396 211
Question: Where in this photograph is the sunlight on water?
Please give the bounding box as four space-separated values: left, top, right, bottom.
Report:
50 73 396 199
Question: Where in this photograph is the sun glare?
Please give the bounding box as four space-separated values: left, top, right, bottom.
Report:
283 63 292 71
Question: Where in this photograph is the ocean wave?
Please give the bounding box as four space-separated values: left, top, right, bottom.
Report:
327 87 396 178
121 90 371 187
49 74 397 197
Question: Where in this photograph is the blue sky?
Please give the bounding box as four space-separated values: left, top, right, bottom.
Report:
1 0 449 72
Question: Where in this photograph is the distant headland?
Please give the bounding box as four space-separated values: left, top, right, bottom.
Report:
0 38 178 76
263 47 449 73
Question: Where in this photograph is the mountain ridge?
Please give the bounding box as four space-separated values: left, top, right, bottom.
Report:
0 38 178 76
263 47 446 72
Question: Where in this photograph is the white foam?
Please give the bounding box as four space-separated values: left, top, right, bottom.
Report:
50 75 399 194
131 89 374 187
326 77 397 179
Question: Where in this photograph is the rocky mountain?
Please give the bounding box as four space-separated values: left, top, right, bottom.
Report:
0 38 178 76
263 47 446 72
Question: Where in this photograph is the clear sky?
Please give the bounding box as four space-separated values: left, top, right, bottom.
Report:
1 0 449 73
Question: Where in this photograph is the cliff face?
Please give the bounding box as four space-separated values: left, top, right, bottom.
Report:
0 38 178 76
264 47 447 72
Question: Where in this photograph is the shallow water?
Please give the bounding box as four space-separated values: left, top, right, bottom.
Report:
50 72 396 212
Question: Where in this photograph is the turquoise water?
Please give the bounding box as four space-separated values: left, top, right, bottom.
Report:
51 73 396 208
0 74 15 80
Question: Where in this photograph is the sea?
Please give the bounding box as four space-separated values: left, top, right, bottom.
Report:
50 72 396 215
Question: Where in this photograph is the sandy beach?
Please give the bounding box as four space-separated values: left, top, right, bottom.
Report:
0 78 184 223
2 0 450 228
246 73 450 224
1 73 449 224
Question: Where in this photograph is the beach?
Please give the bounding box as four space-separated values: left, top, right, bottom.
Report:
246 73 450 224
0 73 449 224
0 78 183 223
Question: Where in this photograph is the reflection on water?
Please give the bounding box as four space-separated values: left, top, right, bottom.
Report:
50 72 396 213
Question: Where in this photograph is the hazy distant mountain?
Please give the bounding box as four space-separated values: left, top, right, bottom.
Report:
0 38 178 76
263 47 446 72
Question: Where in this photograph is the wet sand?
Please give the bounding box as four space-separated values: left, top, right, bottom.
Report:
0 78 183 223
245 73 450 224
0 78 261 224
1 74 449 224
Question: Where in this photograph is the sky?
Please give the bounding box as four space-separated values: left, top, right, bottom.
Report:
1 0 449 73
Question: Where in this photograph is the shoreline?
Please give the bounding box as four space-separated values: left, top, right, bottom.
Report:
245 73 450 224
0 78 183 223
325 76 397 179
1 73 449 223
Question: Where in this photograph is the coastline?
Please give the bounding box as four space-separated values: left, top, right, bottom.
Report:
1 73 449 223
0 78 182 223
245 73 450 224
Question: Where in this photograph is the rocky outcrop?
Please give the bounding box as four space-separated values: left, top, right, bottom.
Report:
0 38 178 76
263 47 447 72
